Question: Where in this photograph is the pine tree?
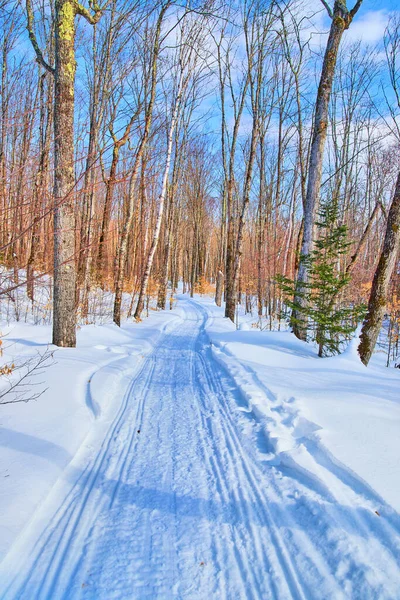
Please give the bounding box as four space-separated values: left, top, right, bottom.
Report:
278 199 365 357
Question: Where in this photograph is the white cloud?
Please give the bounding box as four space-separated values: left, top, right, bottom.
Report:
344 9 389 44
300 6 400 50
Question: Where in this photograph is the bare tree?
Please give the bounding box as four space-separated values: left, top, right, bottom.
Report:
0 347 54 405
224 0 277 322
358 17 400 366
26 0 108 346
292 0 364 340
27 71 52 302
134 8 209 320
113 2 170 326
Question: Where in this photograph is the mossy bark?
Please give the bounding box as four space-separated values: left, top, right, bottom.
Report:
26 0 105 344
52 0 77 347
358 171 400 366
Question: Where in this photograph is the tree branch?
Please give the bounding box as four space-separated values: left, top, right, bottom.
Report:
319 0 333 19
74 0 110 25
26 0 55 75
0 349 54 405
350 0 364 19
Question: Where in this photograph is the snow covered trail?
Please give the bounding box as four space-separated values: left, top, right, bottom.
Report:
1 298 400 599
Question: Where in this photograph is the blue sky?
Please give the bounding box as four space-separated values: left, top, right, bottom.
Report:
364 0 398 10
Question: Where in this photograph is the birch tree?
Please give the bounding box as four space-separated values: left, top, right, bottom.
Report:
134 9 208 320
113 2 170 326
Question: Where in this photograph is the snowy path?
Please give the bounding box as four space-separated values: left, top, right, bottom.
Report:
1 299 400 599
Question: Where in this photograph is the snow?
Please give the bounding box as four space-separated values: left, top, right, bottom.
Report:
0 309 184 563
0 293 399 598
202 298 400 513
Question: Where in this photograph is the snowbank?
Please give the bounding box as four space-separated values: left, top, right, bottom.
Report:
195 296 400 515
0 309 183 562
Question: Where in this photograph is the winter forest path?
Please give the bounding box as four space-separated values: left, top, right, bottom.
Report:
1 298 400 599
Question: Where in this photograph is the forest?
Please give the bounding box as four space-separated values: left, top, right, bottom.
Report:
1 2 400 598
0 0 399 364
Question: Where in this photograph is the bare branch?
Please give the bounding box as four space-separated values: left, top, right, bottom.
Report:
0 350 55 405
74 0 110 25
26 0 55 75
319 0 333 19
350 0 364 19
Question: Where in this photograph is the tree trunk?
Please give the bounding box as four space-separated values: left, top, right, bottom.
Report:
358 171 400 366
27 0 105 344
215 270 224 307
157 190 174 310
27 74 51 301
97 120 132 287
52 0 77 347
158 140 182 310
293 0 362 340
97 144 119 286
133 131 174 319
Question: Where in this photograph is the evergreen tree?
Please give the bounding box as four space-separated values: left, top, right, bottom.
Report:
277 199 365 357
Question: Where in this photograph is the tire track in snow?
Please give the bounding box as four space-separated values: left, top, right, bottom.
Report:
4 350 158 599
191 299 400 600
173 307 251 600
194 334 310 599
1 299 399 599
0 320 179 599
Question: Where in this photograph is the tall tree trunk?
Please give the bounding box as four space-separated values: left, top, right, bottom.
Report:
97 119 132 287
215 270 224 307
214 36 228 308
26 0 105 345
224 80 248 321
358 171 400 366
0 30 9 250
27 72 51 301
52 0 78 347
97 144 119 287
157 188 173 310
293 0 363 340
157 132 184 311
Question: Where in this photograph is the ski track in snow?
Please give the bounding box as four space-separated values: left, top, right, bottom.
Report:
1 298 400 599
